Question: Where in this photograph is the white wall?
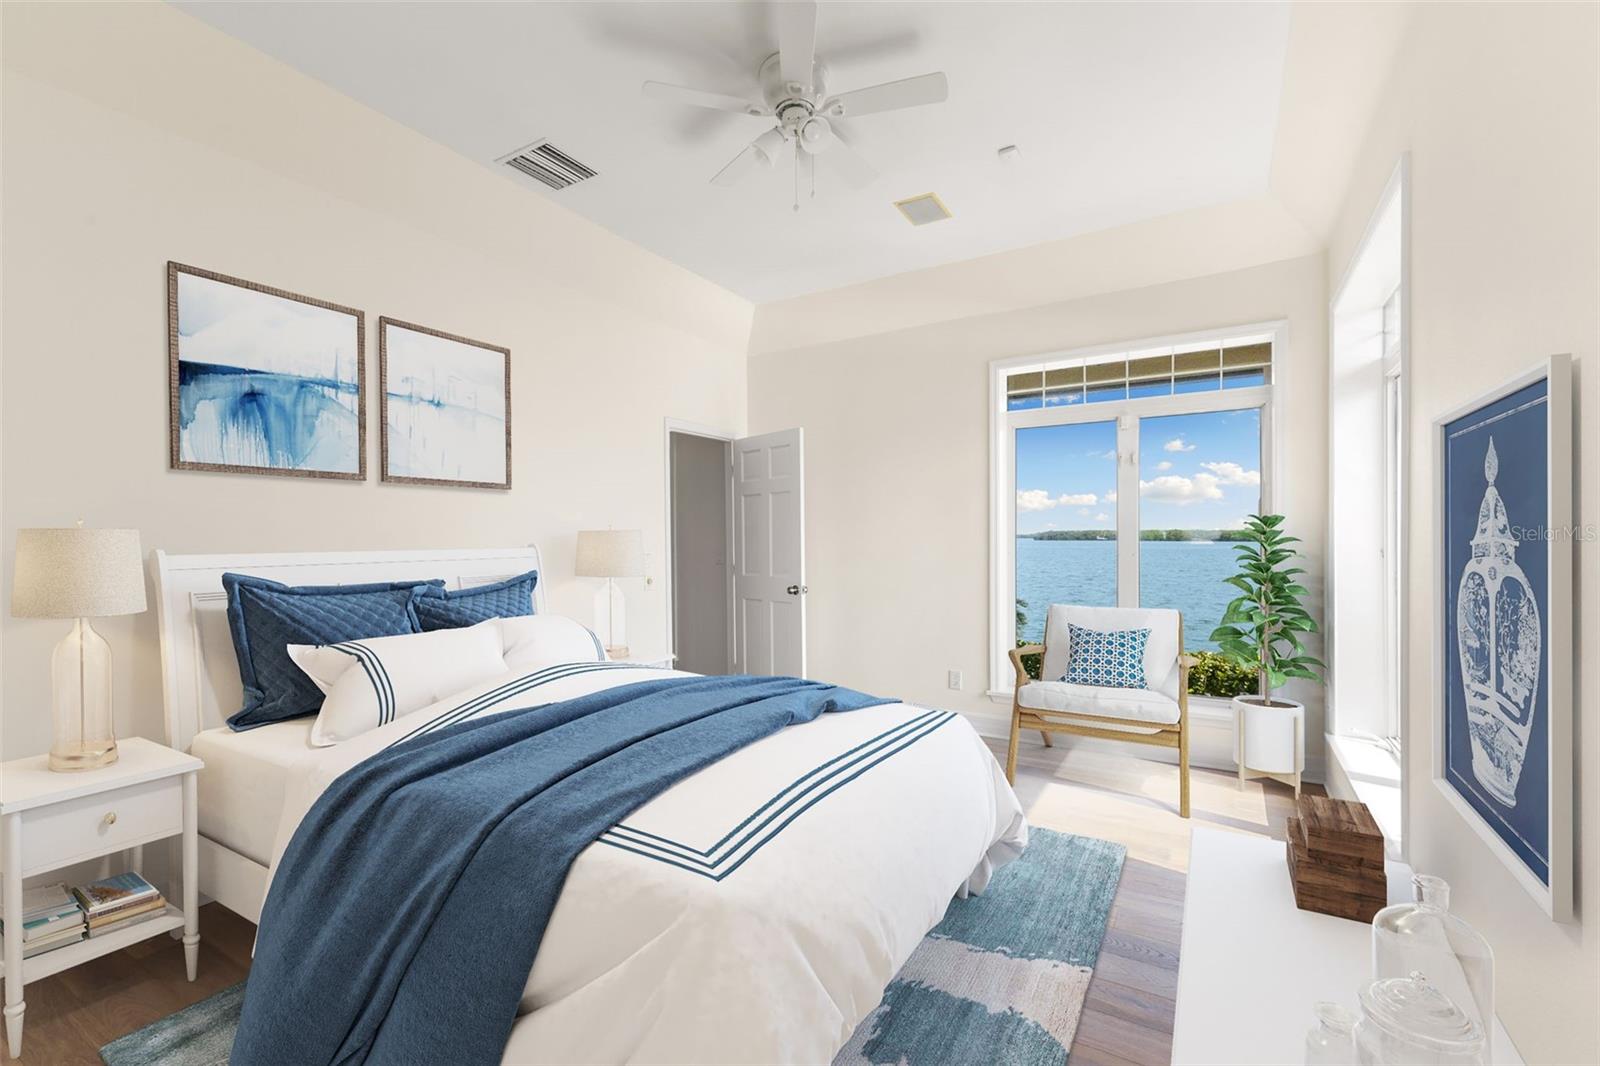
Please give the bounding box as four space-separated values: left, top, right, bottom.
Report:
749 252 1329 762
1325 4 1598 1062
0 3 752 759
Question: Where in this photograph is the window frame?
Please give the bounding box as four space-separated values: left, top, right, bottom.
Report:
989 321 1287 700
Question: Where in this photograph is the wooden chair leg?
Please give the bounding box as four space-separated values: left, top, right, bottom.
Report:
1006 705 1022 785
1178 721 1192 819
1039 731 1053 748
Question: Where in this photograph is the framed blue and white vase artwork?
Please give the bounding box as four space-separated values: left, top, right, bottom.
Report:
168 262 365 480
378 317 511 489
1433 354 1572 921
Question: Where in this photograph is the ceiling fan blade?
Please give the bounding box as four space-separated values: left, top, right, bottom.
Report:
776 1 818 88
643 81 768 116
825 72 948 118
710 127 788 187
821 128 877 189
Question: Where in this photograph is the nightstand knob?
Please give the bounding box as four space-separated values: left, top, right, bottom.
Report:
103 811 117 827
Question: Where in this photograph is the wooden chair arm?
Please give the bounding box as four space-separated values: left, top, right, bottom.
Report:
1178 654 1200 669
1009 644 1045 687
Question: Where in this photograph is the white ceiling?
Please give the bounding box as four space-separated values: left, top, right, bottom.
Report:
176 2 1293 304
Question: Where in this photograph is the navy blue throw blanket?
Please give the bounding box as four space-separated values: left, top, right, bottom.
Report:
232 674 890 1066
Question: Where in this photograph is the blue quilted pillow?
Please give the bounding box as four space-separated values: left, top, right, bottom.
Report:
413 570 538 631
223 573 441 731
1061 623 1150 689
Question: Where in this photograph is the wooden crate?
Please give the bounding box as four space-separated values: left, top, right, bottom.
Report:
1284 796 1388 923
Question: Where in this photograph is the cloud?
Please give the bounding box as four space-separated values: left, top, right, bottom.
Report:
1139 473 1223 505
1155 460 1173 471
1199 461 1260 487
1094 512 1111 522
1017 489 1097 512
1088 449 1118 461
1163 437 1196 453
1105 489 1117 502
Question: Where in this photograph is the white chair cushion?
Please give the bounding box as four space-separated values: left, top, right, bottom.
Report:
1040 605 1182 701
1016 680 1180 732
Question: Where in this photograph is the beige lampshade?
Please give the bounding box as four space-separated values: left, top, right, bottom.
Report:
575 529 644 578
11 527 148 618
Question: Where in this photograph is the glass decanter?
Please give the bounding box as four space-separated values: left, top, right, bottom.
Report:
1354 972 1486 1066
1371 875 1494 1054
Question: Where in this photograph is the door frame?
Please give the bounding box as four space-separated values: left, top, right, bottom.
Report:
663 418 736 672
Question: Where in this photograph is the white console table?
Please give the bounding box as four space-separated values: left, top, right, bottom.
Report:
1172 827 1521 1065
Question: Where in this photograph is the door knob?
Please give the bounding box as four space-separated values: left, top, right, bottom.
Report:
786 584 808 595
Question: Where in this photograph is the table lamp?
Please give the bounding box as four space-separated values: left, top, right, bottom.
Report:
11 524 147 771
575 529 643 658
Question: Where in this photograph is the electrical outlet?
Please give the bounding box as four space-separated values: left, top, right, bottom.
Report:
947 670 962 691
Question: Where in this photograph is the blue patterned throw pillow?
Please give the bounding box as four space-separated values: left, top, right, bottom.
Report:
413 569 538 631
223 574 441 731
1061 623 1150 689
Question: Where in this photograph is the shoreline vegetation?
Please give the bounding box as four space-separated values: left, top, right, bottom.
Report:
1018 529 1252 542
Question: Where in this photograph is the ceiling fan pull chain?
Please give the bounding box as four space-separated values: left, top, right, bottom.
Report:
793 139 801 213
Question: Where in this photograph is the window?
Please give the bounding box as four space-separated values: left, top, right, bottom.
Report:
993 326 1279 697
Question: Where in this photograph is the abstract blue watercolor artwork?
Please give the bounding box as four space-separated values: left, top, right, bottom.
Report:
169 264 364 479
380 318 510 489
1442 378 1550 884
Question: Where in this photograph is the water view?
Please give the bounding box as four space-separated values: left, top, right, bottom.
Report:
1016 536 1243 651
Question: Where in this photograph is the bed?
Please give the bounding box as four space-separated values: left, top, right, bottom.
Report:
153 547 1028 1064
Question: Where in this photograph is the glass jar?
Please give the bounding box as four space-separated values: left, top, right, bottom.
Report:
1305 1001 1358 1065
1371 875 1494 1049
1354 973 1486 1066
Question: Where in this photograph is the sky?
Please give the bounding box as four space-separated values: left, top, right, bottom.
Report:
1014 407 1261 534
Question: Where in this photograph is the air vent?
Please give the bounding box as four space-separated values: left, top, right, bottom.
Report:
894 192 952 226
496 139 598 191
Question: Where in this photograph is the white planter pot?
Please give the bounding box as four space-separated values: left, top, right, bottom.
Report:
1234 695 1305 776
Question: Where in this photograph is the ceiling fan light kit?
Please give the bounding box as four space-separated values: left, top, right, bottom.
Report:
640 0 949 209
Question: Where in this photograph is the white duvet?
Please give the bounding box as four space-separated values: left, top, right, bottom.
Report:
266 664 1028 1065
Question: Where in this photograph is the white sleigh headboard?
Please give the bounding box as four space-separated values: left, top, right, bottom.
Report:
152 546 546 753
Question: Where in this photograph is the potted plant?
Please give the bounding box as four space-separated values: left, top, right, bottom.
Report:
1210 514 1325 785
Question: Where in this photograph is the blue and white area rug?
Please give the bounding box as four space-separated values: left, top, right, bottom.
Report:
835 828 1126 1065
101 829 1123 1066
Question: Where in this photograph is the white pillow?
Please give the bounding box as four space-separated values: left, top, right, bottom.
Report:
289 619 507 746
498 615 607 674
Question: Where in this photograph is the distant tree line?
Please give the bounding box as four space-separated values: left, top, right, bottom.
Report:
1019 529 1252 542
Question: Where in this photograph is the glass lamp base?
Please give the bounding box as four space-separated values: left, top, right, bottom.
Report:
47 618 120 773
49 739 119 772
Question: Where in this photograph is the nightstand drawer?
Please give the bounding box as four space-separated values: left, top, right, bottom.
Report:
21 777 183 876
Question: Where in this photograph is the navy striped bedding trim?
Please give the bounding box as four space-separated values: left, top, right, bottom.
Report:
598 710 957 881
608 709 943 859
387 660 642 748
330 642 395 726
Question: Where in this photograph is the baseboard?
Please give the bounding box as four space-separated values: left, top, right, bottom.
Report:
961 705 1325 783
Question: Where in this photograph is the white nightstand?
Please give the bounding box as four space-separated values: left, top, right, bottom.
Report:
0 737 203 1058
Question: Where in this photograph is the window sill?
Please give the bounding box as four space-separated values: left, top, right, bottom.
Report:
1326 733 1403 855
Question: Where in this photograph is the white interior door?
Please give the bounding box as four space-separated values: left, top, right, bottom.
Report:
732 428 805 676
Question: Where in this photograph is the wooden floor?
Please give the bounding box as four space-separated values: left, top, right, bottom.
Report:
5 739 1311 1066
994 735 1317 1066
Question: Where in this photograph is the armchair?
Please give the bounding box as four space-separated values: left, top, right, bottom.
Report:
1007 605 1196 817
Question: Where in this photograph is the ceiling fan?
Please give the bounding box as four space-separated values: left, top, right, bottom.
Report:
641 1 948 205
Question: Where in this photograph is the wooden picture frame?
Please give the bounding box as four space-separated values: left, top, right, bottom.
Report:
168 262 366 481
1431 354 1573 921
378 317 512 490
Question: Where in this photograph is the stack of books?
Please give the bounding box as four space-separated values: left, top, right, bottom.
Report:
1 882 86 959
72 872 168 939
